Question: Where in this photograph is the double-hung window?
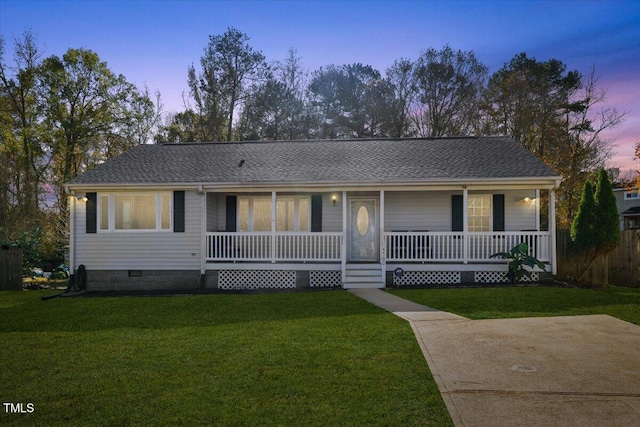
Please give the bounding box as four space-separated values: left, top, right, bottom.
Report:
467 194 491 232
238 196 310 232
98 192 172 231
453 193 503 232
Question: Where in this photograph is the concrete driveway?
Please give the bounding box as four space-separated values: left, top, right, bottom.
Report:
349 289 640 427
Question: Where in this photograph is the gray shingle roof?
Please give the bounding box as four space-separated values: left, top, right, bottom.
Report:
67 137 559 186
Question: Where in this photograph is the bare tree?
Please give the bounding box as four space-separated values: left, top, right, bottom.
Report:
194 27 266 141
413 45 488 137
385 58 417 137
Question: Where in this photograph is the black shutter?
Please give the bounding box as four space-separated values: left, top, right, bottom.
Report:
311 194 323 232
493 194 505 231
173 191 185 232
451 195 463 231
226 195 237 232
86 192 97 233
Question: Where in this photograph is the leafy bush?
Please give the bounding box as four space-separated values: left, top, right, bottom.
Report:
490 242 546 283
51 271 68 280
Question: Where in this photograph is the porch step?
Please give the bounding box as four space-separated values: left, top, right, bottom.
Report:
343 264 385 289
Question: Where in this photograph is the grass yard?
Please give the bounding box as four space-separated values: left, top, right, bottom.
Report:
389 286 640 325
0 290 452 427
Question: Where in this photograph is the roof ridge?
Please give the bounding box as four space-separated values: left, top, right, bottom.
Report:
161 136 490 147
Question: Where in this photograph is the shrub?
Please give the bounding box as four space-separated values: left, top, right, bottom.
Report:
491 242 546 283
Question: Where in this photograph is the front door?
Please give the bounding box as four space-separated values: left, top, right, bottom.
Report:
348 198 379 261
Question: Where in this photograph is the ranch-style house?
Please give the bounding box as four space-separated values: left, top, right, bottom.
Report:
65 136 561 291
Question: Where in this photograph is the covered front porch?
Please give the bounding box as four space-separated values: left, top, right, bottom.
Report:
201 186 557 290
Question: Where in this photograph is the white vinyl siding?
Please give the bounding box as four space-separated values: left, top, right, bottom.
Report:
322 193 343 232
384 192 450 231
74 191 201 270
208 190 539 234
504 190 537 231
385 191 537 232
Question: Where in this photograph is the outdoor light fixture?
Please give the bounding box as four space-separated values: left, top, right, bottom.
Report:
332 195 337 207
71 191 88 202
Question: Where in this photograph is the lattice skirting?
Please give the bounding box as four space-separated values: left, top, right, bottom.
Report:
474 271 539 283
393 271 461 286
310 270 342 288
218 270 296 290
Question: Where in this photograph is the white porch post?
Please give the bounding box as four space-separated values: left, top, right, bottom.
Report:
380 190 385 285
463 187 469 263
271 191 277 263
550 188 557 275
341 190 347 283
69 195 75 273
535 189 541 231
535 189 541 259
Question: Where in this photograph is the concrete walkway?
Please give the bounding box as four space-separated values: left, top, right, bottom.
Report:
349 288 640 427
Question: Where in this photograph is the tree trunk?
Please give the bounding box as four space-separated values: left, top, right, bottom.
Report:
227 95 235 141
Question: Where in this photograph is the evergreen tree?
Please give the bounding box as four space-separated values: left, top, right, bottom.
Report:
571 168 621 282
593 168 621 250
570 181 596 253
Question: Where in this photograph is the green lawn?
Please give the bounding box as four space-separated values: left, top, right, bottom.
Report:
0 290 452 427
389 286 640 325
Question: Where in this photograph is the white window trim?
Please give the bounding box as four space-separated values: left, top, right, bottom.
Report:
238 195 311 232
97 192 173 233
624 190 639 200
277 196 310 232
467 194 492 232
239 196 271 233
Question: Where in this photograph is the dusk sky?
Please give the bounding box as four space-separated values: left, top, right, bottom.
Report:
2 0 639 173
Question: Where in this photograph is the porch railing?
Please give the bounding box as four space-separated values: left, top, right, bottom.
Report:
384 231 551 262
206 232 343 262
206 231 551 263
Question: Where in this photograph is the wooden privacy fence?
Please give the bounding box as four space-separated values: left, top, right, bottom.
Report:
1 246 23 290
556 229 640 287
